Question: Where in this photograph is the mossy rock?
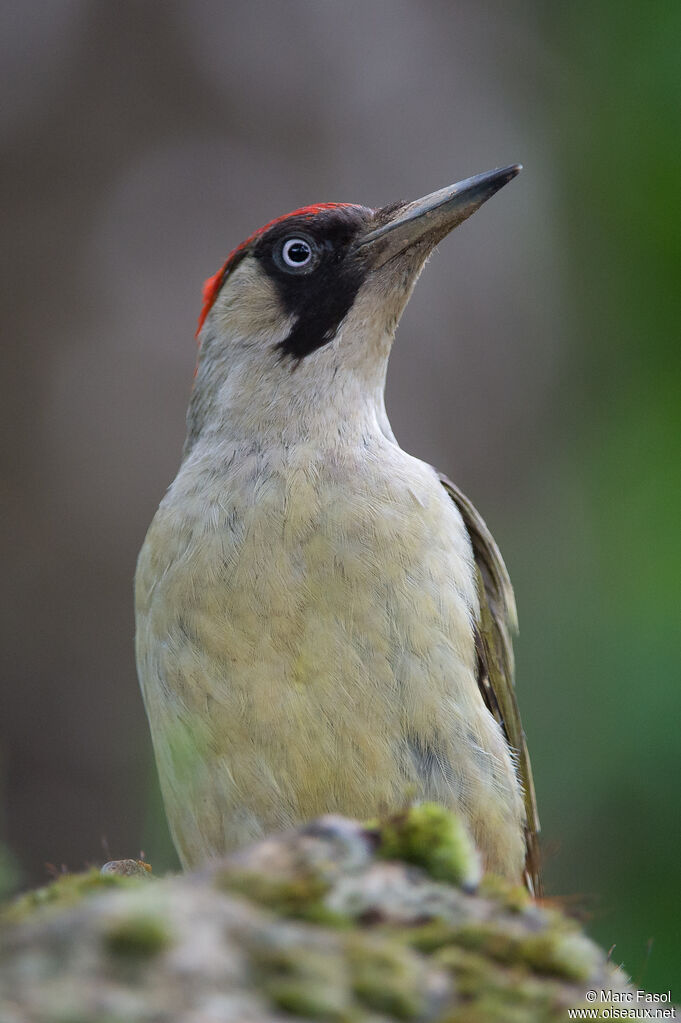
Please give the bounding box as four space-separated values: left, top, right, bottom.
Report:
2 867 149 926
0 809 643 1022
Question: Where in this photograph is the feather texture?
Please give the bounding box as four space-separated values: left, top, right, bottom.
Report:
438 473 541 894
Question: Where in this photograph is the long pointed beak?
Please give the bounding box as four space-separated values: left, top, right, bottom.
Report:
356 164 521 266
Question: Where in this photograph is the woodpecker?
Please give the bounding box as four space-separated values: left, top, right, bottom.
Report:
135 165 541 891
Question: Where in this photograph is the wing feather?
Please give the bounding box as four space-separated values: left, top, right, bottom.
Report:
438 472 542 894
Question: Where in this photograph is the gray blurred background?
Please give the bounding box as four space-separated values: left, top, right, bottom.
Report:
2 0 679 991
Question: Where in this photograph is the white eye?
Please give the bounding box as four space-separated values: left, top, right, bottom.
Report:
281 237 313 268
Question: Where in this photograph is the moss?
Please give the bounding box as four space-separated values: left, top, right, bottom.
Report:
436 943 507 995
401 918 462 953
516 931 597 982
2 868 146 924
346 934 426 1019
435 945 571 1022
104 913 172 960
374 803 481 888
446 921 597 983
294 899 351 928
478 873 531 913
251 941 351 1021
443 992 553 1023
0 813 628 1019
446 922 518 962
217 867 347 926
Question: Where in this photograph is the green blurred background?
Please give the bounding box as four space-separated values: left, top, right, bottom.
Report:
1 0 679 992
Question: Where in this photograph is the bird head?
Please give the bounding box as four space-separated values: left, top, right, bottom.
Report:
187 165 521 450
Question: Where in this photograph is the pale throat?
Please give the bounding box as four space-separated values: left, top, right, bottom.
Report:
190 318 396 452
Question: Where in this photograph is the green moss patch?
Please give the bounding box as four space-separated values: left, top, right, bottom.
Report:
217 867 347 926
448 922 598 983
346 934 427 1019
251 940 351 1021
2 868 147 925
104 913 172 960
478 873 531 913
373 804 481 888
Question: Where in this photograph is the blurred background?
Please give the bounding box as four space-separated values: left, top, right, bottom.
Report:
2 0 679 991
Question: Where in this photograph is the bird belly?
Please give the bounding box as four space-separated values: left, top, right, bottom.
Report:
135 451 525 878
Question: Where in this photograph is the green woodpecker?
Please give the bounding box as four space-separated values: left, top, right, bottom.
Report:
135 166 541 891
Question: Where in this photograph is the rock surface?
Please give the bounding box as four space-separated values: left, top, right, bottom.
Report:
0 806 631 1022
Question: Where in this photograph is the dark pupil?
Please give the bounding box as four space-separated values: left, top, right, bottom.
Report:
288 242 309 263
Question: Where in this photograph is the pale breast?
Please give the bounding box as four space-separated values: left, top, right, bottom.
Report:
135 437 523 873
138 438 477 699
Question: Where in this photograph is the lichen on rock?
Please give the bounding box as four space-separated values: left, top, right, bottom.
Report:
0 807 637 1022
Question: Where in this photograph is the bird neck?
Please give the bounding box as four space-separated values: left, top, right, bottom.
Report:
184 338 394 458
